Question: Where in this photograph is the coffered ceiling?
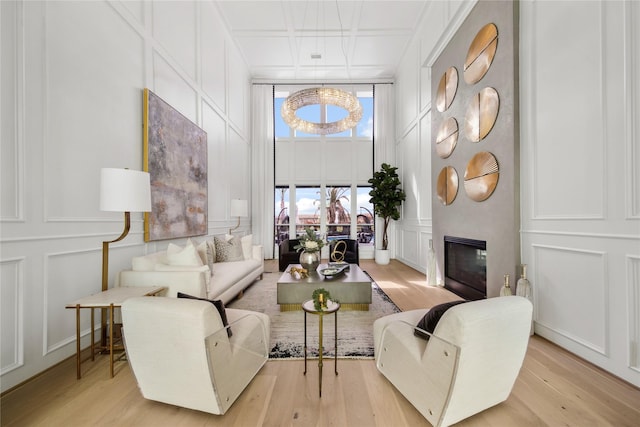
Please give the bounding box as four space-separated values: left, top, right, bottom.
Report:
214 1 429 82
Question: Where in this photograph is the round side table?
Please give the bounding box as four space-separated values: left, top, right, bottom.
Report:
302 299 340 397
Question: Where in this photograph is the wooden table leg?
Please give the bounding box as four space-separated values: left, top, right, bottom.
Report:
75 304 81 379
303 311 307 375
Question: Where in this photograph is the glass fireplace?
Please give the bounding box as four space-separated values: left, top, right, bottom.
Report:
444 236 487 301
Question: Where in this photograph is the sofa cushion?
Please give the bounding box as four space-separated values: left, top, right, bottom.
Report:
241 234 253 260
131 251 167 271
214 236 244 262
415 300 467 340
177 292 232 337
167 241 204 267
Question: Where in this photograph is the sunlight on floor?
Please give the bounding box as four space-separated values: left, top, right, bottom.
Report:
375 280 407 289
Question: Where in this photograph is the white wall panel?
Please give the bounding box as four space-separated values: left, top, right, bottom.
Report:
1 0 22 221
151 1 197 80
227 48 248 134
531 2 604 219
629 2 640 218
395 41 419 137
1 258 24 374
355 140 374 185
534 245 608 355
419 113 432 220
401 125 419 221
44 249 101 354
629 256 640 372
202 99 227 222
44 1 145 220
200 1 226 113
227 128 249 204
152 52 198 123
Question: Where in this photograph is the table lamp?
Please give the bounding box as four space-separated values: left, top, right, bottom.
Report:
100 168 151 292
229 199 248 234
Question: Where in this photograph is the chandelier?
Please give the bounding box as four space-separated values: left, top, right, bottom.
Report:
281 87 363 135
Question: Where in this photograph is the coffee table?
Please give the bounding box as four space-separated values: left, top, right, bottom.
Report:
277 263 372 311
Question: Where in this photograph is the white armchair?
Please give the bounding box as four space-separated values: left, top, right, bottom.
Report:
373 296 533 427
121 297 270 415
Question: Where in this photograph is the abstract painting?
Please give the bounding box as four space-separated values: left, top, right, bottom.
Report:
143 88 207 241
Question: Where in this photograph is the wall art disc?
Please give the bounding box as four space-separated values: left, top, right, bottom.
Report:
437 166 459 205
464 151 499 202
464 23 498 84
464 87 499 142
435 117 459 159
436 66 459 112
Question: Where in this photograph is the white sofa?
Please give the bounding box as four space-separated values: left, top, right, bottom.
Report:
118 236 264 305
122 296 270 414
373 296 533 427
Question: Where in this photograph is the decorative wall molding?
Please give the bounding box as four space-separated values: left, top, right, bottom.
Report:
533 244 609 356
521 229 640 241
626 1 640 219
0 1 25 223
628 255 640 372
0 258 25 375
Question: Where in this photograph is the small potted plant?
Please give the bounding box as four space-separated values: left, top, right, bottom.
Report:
368 163 406 265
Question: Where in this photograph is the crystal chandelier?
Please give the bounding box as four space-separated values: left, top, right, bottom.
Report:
281 87 363 135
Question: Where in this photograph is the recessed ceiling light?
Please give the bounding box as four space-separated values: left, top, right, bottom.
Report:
310 54 321 59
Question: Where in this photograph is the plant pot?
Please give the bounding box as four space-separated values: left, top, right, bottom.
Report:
375 249 390 265
299 250 321 272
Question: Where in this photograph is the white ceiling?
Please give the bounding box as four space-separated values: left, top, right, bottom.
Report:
214 1 429 82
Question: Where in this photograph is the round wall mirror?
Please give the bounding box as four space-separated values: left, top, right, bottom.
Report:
435 117 459 159
464 151 499 202
464 23 498 85
436 67 458 112
437 166 459 205
464 87 499 142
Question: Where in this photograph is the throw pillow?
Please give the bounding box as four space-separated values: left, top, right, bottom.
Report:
414 300 467 340
166 242 203 267
177 292 232 337
241 234 253 260
196 240 209 266
214 236 244 262
206 240 216 266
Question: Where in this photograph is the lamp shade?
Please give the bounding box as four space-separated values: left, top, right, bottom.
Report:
100 168 151 212
230 199 248 217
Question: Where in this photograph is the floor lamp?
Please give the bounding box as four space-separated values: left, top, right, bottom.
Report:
100 168 151 344
229 199 248 234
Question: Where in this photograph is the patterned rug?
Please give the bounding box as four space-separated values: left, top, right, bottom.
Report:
227 269 401 359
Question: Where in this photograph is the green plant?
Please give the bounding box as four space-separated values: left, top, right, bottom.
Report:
312 288 334 311
367 163 406 250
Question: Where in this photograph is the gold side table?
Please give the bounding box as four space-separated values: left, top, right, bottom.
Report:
66 286 166 379
302 299 340 397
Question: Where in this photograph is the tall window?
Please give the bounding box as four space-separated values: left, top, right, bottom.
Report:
273 85 374 251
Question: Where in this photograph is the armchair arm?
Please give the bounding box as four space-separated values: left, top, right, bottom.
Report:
376 319 460 427
204 311 269 414
118 270 208 298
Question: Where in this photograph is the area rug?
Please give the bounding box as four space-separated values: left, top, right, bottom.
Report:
227 270 401 359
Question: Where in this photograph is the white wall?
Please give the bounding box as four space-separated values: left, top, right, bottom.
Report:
0 0 252 392
395 0 640 387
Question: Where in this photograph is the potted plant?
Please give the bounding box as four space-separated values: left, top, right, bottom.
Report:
368 163 406 264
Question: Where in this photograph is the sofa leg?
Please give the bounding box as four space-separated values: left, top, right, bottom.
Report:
259 273 263 280
237 290 244 299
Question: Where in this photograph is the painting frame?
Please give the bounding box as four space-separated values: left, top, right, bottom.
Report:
143 88 208 242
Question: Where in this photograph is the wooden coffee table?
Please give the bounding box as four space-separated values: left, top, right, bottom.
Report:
277 264 372 311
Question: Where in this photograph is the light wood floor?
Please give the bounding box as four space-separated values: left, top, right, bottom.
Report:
2 259 639 426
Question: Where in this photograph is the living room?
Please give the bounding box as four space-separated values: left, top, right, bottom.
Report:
1 0 639 424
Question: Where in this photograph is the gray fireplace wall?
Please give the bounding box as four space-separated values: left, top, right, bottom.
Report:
431 0 520 298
